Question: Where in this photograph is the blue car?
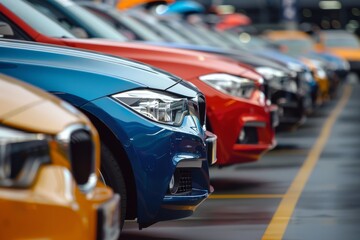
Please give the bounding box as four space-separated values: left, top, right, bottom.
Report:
0 39 215 229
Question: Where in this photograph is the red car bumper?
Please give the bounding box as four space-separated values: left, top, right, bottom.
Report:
205 89 277 166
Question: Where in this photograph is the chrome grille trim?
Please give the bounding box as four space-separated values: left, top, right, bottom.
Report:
197 94 206 128
56 124 96 193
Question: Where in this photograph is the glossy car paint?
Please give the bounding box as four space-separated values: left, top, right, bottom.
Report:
0 39 211 228
316 30 360 74
0 0 276 165
263 30 332 102
0 74 119 240
79 3 309 129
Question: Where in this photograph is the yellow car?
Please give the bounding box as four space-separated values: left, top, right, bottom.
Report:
315 30 360 75
0 74 120 240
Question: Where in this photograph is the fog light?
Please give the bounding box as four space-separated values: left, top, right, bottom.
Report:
168 169 192 195
237 127 259 144
239 129 246 142
168 173 179 194
169 175 175 191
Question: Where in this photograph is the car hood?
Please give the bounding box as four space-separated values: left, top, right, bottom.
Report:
0 74 89 134
60 38 261 82
255 50 308 72
328 48 360 61
146 41 292 74
0 40 184 106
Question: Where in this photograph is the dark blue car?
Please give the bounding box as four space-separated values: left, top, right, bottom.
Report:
0 39 215 230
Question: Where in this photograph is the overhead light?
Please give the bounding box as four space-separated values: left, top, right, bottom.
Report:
319 1 342 10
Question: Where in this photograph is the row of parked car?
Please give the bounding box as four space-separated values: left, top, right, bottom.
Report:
0 0 355 239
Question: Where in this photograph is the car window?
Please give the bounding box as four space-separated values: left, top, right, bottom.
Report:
26 0 128 41
1 0 75 38
324 35 360 48
272 39 314 55
114 13 164 42
161 20 208 45
0 13 32 40
132 14 192 44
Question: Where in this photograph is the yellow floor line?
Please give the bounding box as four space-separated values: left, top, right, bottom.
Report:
262 85 352 240
209 194 284 199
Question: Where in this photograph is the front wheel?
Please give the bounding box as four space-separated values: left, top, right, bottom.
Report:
99 143 127 230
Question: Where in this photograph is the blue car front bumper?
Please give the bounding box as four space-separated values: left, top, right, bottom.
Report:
82 96 212 228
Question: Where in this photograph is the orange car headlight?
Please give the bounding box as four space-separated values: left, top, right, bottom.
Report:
0 126 50 188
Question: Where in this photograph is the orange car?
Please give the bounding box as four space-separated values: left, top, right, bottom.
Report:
0 74 120 240
116 0 174 10
315 30 360 75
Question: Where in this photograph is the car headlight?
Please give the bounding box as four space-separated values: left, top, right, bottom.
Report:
315 67 327 79
255 67 287 79
199 73 256 99
256 67 297 93
0 126 50 188
112 90 193 126
287 62 304 72
342 60 350 71
272 78 297 93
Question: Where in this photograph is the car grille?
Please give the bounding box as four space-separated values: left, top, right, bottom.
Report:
176 169 192 194
69 129 95 186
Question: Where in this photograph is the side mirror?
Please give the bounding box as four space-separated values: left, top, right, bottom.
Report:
70 27 88 39
0 22 14 37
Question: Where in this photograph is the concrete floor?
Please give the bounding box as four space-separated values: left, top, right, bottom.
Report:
120 81 360 240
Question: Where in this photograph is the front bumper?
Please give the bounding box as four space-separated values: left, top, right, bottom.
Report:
349 60 360 73
207 93 276 166
84 97 212 228
0 166 119 240
271 90 308 127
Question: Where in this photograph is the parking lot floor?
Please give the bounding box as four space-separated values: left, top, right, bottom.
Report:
121 81 359 240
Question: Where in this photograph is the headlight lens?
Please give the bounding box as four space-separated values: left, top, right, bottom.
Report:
342 60 350 71
112 90 190 126
316 67 327 79
287 62 304 72
0 126 50 188
199 73 256 99
255 67 287 79
256 67 298 93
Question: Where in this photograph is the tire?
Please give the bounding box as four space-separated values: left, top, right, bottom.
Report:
99 143 127 230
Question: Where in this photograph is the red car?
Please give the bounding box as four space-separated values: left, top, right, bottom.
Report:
0 0 276 165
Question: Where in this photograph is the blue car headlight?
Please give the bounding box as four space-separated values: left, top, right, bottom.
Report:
199 73 256 99
0 126 50 188
112 90 191 126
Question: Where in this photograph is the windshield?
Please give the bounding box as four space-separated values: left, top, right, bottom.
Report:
1 0 75 38
130 12 192 44
187 22 231 49
26 0 127 41
112 12 163 42
161 20 209 45
272 39 314 55
324 34 360 48
239 34 272 49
